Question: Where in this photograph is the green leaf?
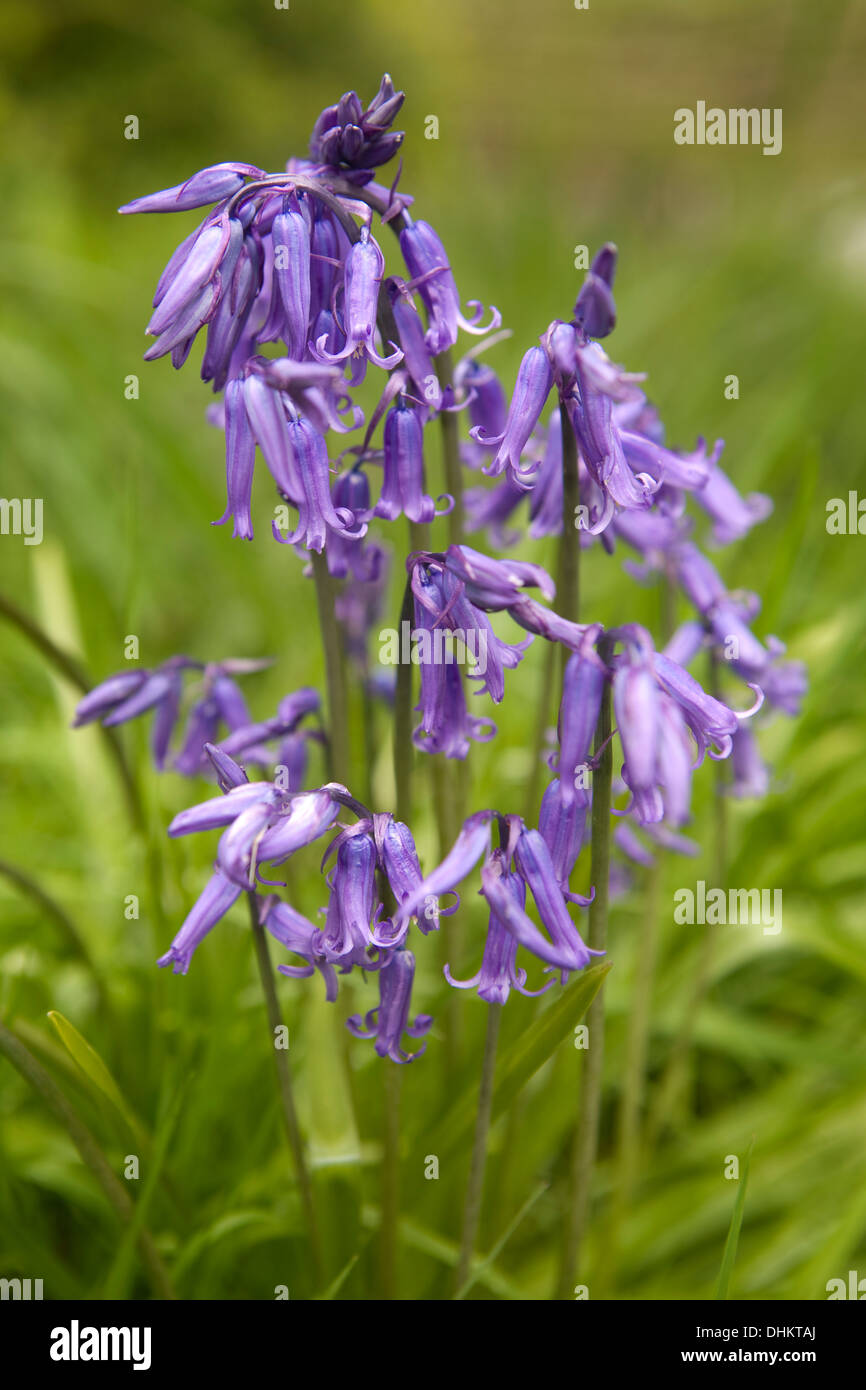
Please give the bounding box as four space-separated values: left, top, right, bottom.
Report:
173 1212 284 1286
715 1137 754 1300
316 1252 362 1301
303 991 363 1278
46 1011 135 1130
454 1181 548 1300
360 1206 529 1299
101 1078 185 1299
431 962 611 1159
789 1160 866 1299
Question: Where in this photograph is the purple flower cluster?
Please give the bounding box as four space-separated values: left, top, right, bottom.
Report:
157 748 601 1061
74 658 323 786
121 75 497 559
74 656 270 771
457 242 806 849
405 545 600 758
102 76 806 1067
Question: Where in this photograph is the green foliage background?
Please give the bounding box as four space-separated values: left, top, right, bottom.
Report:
0 0 864 1300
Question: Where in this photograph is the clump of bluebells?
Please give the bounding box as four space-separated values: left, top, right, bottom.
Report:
77 76 805 1064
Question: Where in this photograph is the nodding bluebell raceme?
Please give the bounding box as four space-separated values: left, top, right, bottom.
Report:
72 75 806 1063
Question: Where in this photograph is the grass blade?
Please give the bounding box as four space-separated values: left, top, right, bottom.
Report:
431 962 611 1159
715 1137 755 1300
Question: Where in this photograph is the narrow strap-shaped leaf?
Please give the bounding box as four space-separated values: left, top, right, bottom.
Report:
0 1020 174 1300
102 1078 186 1298
47 1010 144 1143
430 961 611 1159
715 1136 754 1300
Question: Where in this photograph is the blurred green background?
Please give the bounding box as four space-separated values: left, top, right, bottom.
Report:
1 0 865 1300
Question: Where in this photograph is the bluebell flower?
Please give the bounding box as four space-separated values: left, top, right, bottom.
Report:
692 455 772 544
457 356 508 467
317 824 379 962
408 554 530 759
173 665 258 776
272 196 312 361
445 861 553 1004
389 810 599 980
472 345 552 480
556 635 607 807
399 219 499 356
347 950 433 1064
168 780 340 890
671 541 807 717
260 895 341 1002
119 162 264 215
609 624 747 825
157 867 244 975
374 398 449 524
217 687 322 785
386 277 441 409
314 225 402 376
74 656 190 770
538 778 589 893
574 243 618 339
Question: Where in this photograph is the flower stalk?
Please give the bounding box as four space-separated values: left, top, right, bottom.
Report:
558 646 613 1297
557 406 581 631
455 1000 502 1291
248 892 322 1280
311 551 351 786
645 647 729 1148
435 348 464 546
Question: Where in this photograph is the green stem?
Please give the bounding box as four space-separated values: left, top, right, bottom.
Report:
434 350 463 547
598 857 663 1292
311 552 351 786
490 1090 527 1237
557 405 581 630
526 408 579 817
0 589 144 830
603 571 676 1285
248 893 322 1278
408 519 431 554
619 861 664 1180
0 1020 175 1300
394 579 415 825
361 681 377 811
381 1058 402 1299
432 757 464 1074
524 629 558 820
645 648 728 1148
454 1180 548 1301
455 1001 502 1291
557 658 612 1297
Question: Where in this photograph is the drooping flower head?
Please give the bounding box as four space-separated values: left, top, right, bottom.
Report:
610 623 755 826
347 950 433 1064
216 687 323 788
389 809 600 985
120 78 497 552
73 655 269 773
